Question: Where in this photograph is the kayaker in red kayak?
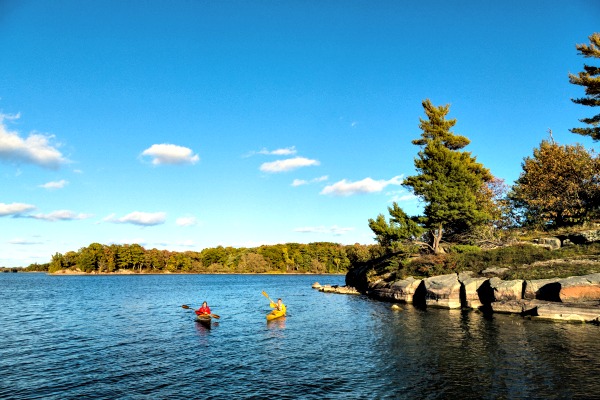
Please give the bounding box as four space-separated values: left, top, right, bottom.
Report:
195 301 211 316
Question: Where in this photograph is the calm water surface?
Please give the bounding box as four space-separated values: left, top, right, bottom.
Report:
1 273 599 399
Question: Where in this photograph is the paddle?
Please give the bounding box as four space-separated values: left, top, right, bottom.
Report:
181 304 220 319
261 290 276 305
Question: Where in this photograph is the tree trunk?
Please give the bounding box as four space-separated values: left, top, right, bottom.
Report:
431 223 444 253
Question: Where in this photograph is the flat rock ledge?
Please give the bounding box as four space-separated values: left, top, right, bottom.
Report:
312 282 360 295
363 272 600 323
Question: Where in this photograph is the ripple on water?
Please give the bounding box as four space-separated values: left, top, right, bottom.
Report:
2 274 600 399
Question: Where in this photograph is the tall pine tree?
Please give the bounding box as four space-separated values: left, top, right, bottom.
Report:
569 32 600 140
403 100 492 253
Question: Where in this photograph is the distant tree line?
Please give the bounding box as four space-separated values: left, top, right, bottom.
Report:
25 242 378 274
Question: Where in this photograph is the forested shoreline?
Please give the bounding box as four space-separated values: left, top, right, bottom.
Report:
23 242 377 274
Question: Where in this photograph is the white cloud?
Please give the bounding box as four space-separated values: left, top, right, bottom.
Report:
141 143 199 165
0 113 68 169
266 146 297 156
9 238 43 245
0 202 36 216
260 157 320 173
29 210 93 221
294 225 355 236
389 193 418 203
104 211 167 226
292 179 308 187
176 216 197 227
321 175 403 197
39 179 69 190
246 146 297 157
292 175 328 186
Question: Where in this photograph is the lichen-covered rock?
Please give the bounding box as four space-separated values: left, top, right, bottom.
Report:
423 273 461 309
312 282 322 289
489 278 524 301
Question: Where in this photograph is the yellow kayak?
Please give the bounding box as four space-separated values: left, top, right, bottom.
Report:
266 309 286 321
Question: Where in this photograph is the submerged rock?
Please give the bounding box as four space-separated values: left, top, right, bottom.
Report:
318 285 360 295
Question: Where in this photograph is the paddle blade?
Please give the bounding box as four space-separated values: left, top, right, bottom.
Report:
211 314 221 319
182 304 192 309
261 291 269 299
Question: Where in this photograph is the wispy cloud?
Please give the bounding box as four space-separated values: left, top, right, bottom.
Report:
245 146 297 157
39 179 69 190
260 157 320 173
104 211 167 226
140 143 199 165
9 238 43 245
321 175 403 196
0 113 69 169
176 216 197 227
294 225 354 236
292 175 329 187
388 191 418 203
0 202 36 216
29 210 93 222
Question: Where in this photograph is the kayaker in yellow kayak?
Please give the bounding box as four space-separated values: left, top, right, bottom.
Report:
270 298 286 314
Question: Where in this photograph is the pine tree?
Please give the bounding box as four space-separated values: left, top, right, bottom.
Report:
403 100 492 253
569 32 600 140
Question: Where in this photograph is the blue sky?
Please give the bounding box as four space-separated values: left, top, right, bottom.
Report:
1 1 598 268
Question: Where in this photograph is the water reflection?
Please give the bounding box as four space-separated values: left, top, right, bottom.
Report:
267 317 286 330
370 305 600 399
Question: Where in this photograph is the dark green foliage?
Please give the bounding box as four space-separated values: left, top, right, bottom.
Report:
569 33 600 140
368 202 424 251
402 100 493 252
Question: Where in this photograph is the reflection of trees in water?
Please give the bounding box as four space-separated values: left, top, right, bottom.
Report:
370 306 600 398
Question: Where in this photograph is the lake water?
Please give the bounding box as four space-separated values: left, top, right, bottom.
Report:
1 273 600 399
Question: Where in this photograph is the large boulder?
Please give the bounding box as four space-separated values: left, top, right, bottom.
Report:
369 277 423 303
489 278 524 301
422 273 462 309
523 278 561 301
557 273 600 303
460 276 489 309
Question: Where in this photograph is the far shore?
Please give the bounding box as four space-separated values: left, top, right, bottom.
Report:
47 269 346 276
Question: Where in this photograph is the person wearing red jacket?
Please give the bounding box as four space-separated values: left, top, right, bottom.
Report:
195 301 211 316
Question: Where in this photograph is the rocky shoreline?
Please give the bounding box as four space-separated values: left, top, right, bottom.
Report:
334 271 600 323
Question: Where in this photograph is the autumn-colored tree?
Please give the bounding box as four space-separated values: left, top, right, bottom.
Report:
403 100 493 252
569 33 600 140
509 139 600 227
